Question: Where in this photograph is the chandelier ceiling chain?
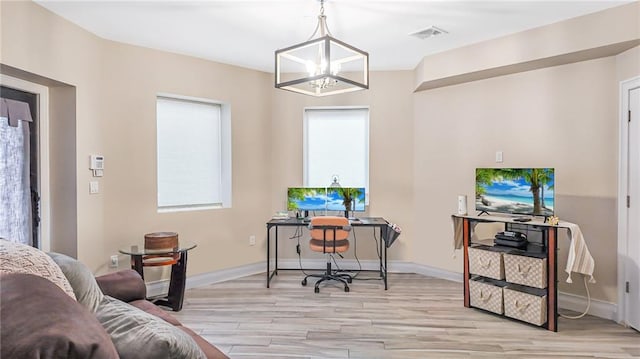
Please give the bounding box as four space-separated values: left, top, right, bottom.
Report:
307 0 333 40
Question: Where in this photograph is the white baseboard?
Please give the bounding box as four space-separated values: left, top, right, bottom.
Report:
146 262 265 297
558 291 617 321
146 260 616 321
407 262 464 283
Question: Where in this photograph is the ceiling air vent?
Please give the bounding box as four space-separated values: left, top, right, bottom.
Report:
410 26 448 40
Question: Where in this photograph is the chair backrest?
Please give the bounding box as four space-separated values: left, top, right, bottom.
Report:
309 216 350 241
142 232 179 267
144 232 178 250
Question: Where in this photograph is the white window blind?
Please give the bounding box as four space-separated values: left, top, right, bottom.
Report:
157 96 230 211
304 108 369 191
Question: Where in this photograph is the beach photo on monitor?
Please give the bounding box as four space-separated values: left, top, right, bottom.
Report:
475 168 554 216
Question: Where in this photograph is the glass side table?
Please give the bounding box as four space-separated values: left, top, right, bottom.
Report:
119 242 197 311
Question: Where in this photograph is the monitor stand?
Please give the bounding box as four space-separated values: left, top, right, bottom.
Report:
344 210 360 222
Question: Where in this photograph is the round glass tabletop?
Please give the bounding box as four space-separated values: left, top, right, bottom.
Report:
119 242 197 256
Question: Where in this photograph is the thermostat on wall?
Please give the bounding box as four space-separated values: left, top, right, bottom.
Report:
90 154 104 177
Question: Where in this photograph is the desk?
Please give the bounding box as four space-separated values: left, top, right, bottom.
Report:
119 242 196 311
266 217 390 289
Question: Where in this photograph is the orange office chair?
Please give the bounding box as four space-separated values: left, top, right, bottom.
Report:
301 216 353 293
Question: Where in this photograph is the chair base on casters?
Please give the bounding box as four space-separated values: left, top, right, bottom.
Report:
301 261 352 293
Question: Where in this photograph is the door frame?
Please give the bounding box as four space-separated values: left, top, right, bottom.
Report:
0 74 50 252
617 76 640 325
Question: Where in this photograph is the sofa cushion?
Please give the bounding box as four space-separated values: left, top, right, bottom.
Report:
48 252 104 312
96 295 206 359
0 273 119 359
129 300 229 358
0 239 76 299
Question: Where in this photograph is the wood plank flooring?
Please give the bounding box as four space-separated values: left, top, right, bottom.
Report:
173 272 640 359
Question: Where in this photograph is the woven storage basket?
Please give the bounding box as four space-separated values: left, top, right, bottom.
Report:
468 247 505 280
503 287 547 326
469 279 504 315
504 253 547 288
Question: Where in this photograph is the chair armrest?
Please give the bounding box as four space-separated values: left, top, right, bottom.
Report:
95 269 146 302
308 224 351 231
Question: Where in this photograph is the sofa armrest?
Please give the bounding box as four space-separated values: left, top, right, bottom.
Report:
96 269 146 302
1 273 119 358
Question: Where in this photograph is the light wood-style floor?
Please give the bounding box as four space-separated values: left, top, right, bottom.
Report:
173 272 640 359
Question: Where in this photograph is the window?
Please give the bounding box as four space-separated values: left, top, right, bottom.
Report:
156 95 231 212
303 107 369 194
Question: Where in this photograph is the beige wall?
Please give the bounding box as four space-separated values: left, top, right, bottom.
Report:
413 57 619 301
1 1 273 276
617 46 640 81
270 71 415 262
2 1 638 304
1 1 105 260
98 41 272 276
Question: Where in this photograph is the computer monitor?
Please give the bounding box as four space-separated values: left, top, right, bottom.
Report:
326 187 365 212
287 187 327 212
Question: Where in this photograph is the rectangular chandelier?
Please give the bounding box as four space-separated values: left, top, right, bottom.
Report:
275 1 369 97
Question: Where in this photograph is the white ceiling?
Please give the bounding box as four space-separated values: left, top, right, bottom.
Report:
35 0 632 73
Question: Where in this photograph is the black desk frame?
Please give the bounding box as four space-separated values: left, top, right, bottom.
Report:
266 217 390 289
124 249 193 312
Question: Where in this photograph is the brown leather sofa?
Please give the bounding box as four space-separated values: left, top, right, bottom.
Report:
0 238 228 358
96 269 228 359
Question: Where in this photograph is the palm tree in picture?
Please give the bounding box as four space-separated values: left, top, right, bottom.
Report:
538 169 554 210
287 188 321 211
499 168 543 214
476 168 496 205
336 188 364 212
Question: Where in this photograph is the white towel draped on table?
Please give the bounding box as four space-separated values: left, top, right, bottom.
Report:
559 221 596 284
451 215 596 284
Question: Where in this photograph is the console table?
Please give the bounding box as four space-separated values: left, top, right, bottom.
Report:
452 214 594 332
119 242 196 311
266 217 392 289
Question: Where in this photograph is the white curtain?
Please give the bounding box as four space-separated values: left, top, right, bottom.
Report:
0 103 32 246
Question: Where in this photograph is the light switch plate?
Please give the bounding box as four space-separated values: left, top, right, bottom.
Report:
89 181 99 194
495 151 503 163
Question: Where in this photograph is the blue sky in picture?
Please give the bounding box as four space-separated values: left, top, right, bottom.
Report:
326 189 365 211
292 191 327 210
289 187 366 211
483 177 554 207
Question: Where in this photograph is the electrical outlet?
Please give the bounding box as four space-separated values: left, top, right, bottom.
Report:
110 255 118 268
249 235 256 246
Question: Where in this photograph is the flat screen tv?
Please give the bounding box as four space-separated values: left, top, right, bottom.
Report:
326 187 366 212
475 168 554 217
287 187 327 211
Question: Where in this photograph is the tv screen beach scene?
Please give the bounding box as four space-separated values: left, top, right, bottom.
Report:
287 187 327 211
476 168 554 216
287 187 366 212
326 187 365 212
